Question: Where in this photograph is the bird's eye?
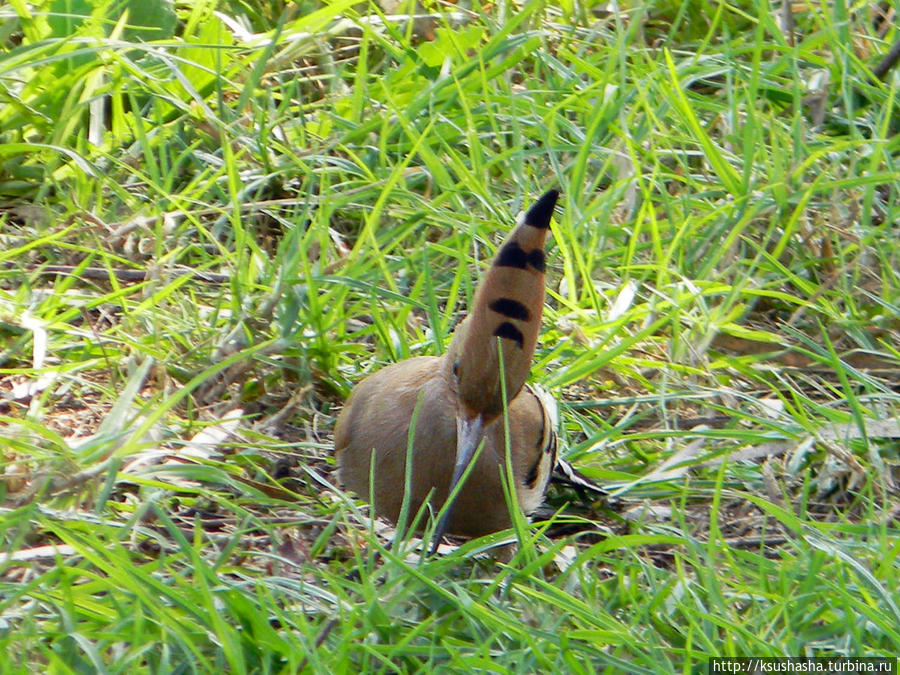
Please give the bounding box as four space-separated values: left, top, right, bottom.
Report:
452 359 460 377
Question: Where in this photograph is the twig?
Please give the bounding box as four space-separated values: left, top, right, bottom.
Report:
26 265 231 284
296 618 339 672
872 35 900 81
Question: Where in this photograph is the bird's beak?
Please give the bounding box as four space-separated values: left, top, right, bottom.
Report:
428 412 484 554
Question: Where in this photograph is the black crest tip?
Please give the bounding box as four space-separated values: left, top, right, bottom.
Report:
524 189 559 229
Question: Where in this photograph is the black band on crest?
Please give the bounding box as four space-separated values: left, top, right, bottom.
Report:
489 298 530 322
493 322 524 348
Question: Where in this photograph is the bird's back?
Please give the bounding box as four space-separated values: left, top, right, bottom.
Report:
333 356 555 537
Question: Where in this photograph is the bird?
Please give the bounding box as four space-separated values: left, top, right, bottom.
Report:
333 189 603 551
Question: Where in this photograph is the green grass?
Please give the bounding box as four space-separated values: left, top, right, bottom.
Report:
2 0 900 671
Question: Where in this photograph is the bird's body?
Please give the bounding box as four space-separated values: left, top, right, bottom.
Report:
335 355 556 537
334 190 572 546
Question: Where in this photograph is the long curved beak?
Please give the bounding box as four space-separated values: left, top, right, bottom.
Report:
428 413 484 554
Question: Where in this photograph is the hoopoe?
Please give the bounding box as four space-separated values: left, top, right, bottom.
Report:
334 190 602 551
